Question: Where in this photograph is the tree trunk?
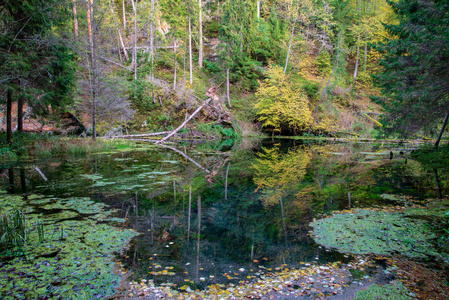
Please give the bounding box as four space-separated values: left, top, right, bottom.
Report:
198 0 203 69
132 0 137 80
6 89 12 145
173 26 177 90
150 0 155 80
72 0 79 40
226 65 231 108
354 0 361 81
122 0 126 32
257 1 260 20
188 12 193 85
284 20 296 74
434 112 449 148
187 185 191 241
364 36 367 74
225 161 230 200
111 3 129 60
17 97 23 132
87 0 97 140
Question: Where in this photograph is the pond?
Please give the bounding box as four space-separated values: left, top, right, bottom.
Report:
1 138 448 298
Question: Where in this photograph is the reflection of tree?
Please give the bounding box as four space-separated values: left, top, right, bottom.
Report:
253 146 311 206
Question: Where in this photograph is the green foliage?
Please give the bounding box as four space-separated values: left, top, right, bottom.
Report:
316 49 332 76
373 0 449 135
0 0 75 113
0 210 27 254
254 65 312 133
130 79 157 112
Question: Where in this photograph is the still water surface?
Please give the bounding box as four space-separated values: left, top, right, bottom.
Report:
1 138 446 290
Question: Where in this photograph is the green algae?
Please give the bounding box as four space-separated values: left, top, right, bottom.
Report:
0 192 139 299
354 281 412 300
310 206 449 260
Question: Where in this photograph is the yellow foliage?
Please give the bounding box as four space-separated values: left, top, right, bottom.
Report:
254 65 312 133
312 113 338 133
253 145 311 206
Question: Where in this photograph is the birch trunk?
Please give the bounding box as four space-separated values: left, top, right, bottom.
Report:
198 0 203 68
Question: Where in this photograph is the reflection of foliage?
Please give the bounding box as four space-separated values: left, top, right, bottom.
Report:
253 145 311 206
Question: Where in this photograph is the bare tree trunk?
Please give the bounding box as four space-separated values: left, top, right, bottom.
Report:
6 89 12 145
198 0 203 69
150 0 155 80
111 3 129 61
173 26 177 90
17 97 23 132
284 20 296 74
226 65 231 108
72 0 79 40
188 12 193 85
257 1 260 20
122 0 126 32
87 0 97 140
225 162 230 200
435 112 449 148
187 185 191 242
363 36 367 74
353 32 360 80
132 0 137 80
354 0 361 81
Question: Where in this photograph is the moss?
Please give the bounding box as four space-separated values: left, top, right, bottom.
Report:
354 281 412 300
0 192 139 299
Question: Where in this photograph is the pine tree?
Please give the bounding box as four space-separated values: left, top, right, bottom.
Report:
373 0 449 146
0 0 75 143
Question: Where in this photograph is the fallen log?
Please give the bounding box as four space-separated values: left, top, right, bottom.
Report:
108 131 171 139
157 98 212 144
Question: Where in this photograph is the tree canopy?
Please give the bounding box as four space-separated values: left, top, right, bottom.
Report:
373 0 449 138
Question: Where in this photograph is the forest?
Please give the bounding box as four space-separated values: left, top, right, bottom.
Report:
1 0 448 147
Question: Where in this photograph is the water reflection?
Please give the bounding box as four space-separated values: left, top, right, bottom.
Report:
1 139 448 290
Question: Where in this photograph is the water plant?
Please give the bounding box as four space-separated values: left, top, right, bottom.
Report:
0 210 27 254
0 191 138 299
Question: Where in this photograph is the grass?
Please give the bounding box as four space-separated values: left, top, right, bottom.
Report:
0 132 139 160
0 209 27 254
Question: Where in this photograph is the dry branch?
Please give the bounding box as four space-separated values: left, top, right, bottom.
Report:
157 98 212 144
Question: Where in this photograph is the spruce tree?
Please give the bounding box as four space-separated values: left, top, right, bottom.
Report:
373 0 449 146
